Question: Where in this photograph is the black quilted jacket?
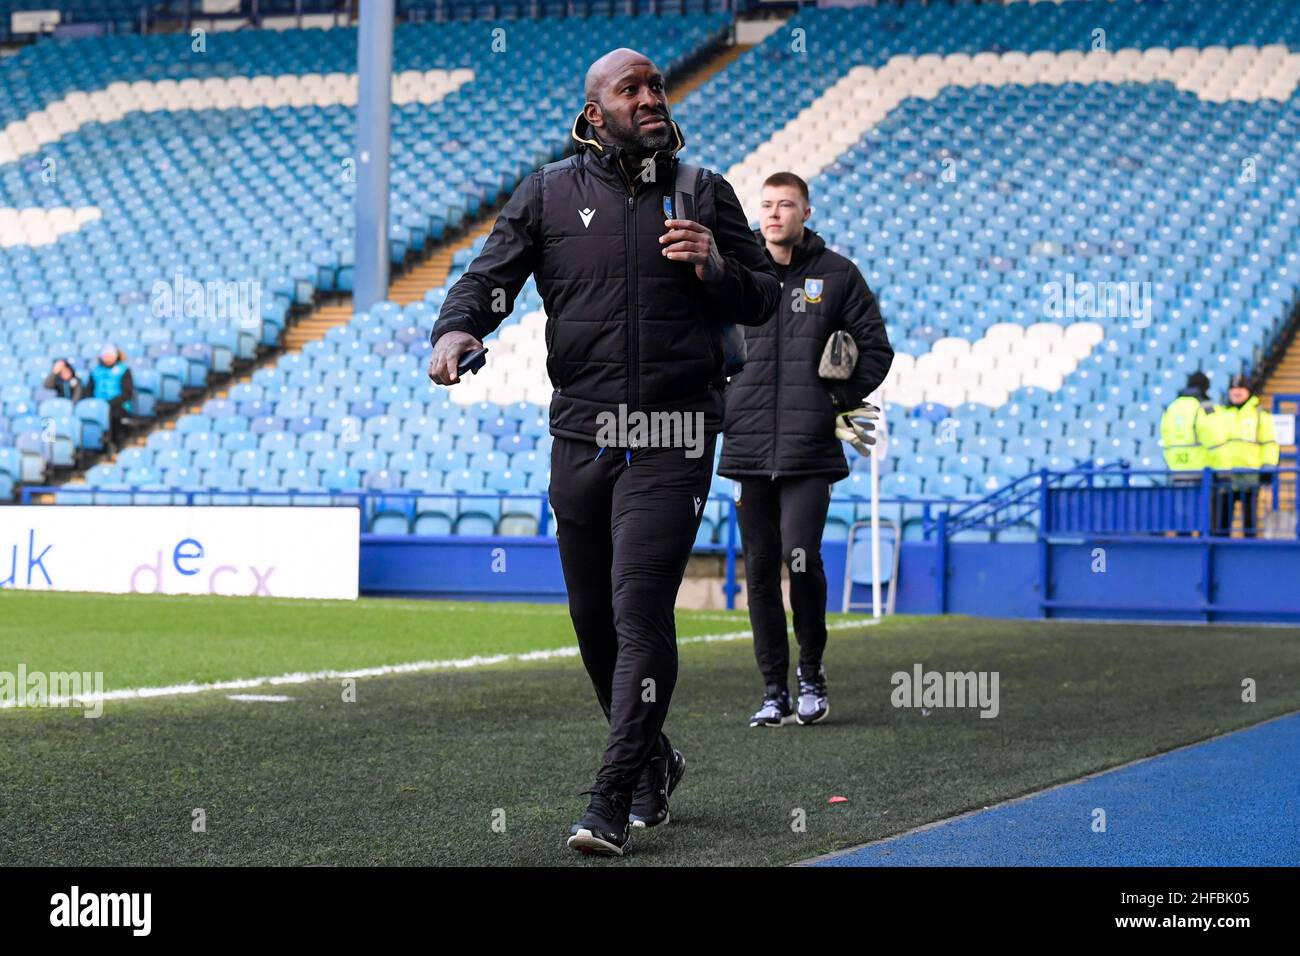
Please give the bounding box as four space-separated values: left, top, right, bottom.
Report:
431 113 780 441
719 228 892 480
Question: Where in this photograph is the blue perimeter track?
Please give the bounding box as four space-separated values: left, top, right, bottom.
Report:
808 712 1300 866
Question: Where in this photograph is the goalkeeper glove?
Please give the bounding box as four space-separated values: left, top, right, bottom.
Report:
835 403 880 457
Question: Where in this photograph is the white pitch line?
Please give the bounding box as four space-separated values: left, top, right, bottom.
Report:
227 694 295 703
0 618 878 710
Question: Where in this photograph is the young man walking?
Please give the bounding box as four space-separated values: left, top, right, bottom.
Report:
718 172 892 727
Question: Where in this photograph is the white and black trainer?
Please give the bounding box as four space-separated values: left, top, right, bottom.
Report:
795 664 829 725
749 689 796 728
567 788 633 857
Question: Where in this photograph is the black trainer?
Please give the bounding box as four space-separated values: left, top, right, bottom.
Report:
749 688 795 727
567 787 633 857
629 736 686 829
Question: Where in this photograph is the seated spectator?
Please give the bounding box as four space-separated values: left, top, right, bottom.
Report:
42 358 84 402
85 345 134 452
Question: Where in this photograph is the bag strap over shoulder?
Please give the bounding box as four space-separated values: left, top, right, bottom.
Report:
673 162 745 376
672 162 707 227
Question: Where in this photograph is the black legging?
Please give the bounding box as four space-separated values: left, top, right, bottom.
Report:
735 475 833 694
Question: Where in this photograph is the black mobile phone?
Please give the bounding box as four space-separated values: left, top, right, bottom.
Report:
457 347 488 376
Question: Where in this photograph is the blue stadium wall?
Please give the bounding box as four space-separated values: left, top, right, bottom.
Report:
358 535 1300 623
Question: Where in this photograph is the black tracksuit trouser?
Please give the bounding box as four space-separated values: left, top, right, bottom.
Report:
736 475 833 694
549 433 717 794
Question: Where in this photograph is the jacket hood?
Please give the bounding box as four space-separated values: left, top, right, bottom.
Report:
753 226 827 268
570 110 686 177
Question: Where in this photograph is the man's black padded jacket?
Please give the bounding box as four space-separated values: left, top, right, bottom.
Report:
430 113 780 441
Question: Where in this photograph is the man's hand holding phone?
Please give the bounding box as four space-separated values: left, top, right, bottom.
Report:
660 219 726 285
428 331 486 386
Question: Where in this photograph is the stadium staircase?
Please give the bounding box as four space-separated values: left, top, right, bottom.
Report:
1262 344 1300 400
672 40 753 99
1257 306 1300 524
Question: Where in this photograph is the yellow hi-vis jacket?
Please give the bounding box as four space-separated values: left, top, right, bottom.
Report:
1211 395 1280 470
1160 394 1220 470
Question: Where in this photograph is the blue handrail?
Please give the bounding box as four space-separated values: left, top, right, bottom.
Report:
938 466 1300 540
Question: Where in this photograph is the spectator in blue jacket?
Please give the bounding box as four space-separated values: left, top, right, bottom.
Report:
85 346 134 452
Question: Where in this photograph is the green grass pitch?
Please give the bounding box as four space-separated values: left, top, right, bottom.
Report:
2 590 1298 866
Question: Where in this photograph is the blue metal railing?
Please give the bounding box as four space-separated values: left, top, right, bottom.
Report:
938 469 1043 538
18 466 1299 619
20 466 1298 541
938 460 1144 539
938 466 1300 541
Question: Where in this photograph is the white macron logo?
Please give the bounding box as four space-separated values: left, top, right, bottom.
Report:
693 496 702 516
578 207 595 228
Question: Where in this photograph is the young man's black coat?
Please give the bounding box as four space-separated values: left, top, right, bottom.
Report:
719 227 893 481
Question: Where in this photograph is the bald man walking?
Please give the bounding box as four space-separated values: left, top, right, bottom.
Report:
429 49 778 855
